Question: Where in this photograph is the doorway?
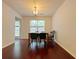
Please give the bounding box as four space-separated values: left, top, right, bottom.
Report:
15 17 21 39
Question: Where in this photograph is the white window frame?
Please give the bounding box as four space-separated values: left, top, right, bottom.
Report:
30 20 45 33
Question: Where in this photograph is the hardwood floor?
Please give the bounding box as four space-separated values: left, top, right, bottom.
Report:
2 39 75 59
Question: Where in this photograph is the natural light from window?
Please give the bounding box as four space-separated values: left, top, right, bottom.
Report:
30 20 45 33
15 20 20 36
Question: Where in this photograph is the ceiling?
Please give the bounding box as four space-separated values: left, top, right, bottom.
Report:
3 0 65 16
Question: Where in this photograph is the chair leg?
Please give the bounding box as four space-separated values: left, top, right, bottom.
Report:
44 41 47 48
28 39 30 47
28 39 32 47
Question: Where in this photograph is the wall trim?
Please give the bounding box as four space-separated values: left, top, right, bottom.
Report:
55 40 75 58
20 38 28 40
2 42 14 48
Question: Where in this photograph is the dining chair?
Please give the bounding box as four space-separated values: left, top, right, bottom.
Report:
28 33 38 47
38 33 47 48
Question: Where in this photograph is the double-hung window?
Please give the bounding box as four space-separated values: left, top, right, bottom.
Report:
30 20 45 33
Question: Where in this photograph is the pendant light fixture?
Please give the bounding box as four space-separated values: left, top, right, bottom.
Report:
33 0 38 16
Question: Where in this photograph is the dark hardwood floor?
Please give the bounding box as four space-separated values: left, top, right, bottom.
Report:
2 39 75 59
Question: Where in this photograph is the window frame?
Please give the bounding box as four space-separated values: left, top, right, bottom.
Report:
30 20 45 33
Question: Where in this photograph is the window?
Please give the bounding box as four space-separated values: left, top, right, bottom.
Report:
30 20 45 33
15 20 20 36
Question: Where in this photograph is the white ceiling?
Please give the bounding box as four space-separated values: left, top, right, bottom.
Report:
3 0 65 16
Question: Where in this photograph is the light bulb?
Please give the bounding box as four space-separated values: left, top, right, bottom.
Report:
33 6 38 15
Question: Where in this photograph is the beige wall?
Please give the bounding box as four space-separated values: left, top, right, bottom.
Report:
52 0 76 57
2 2 22 48
21 16 52 39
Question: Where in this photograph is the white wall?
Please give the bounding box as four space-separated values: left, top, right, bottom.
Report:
52 0 76 57
2 2 22 48
21 16 52 39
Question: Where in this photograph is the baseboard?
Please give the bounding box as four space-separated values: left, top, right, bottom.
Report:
55 40 75 58
2 42 14 48
20 38 28 40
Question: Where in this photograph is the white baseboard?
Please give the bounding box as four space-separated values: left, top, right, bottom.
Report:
2 42 14 48
55 40 75 58
20 38 28 39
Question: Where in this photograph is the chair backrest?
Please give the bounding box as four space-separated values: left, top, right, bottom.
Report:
29 33 38 39
50 31 56 37
39 33 47 39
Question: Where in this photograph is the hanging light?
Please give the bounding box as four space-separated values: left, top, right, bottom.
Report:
33 0 38 15
33 6 38 15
